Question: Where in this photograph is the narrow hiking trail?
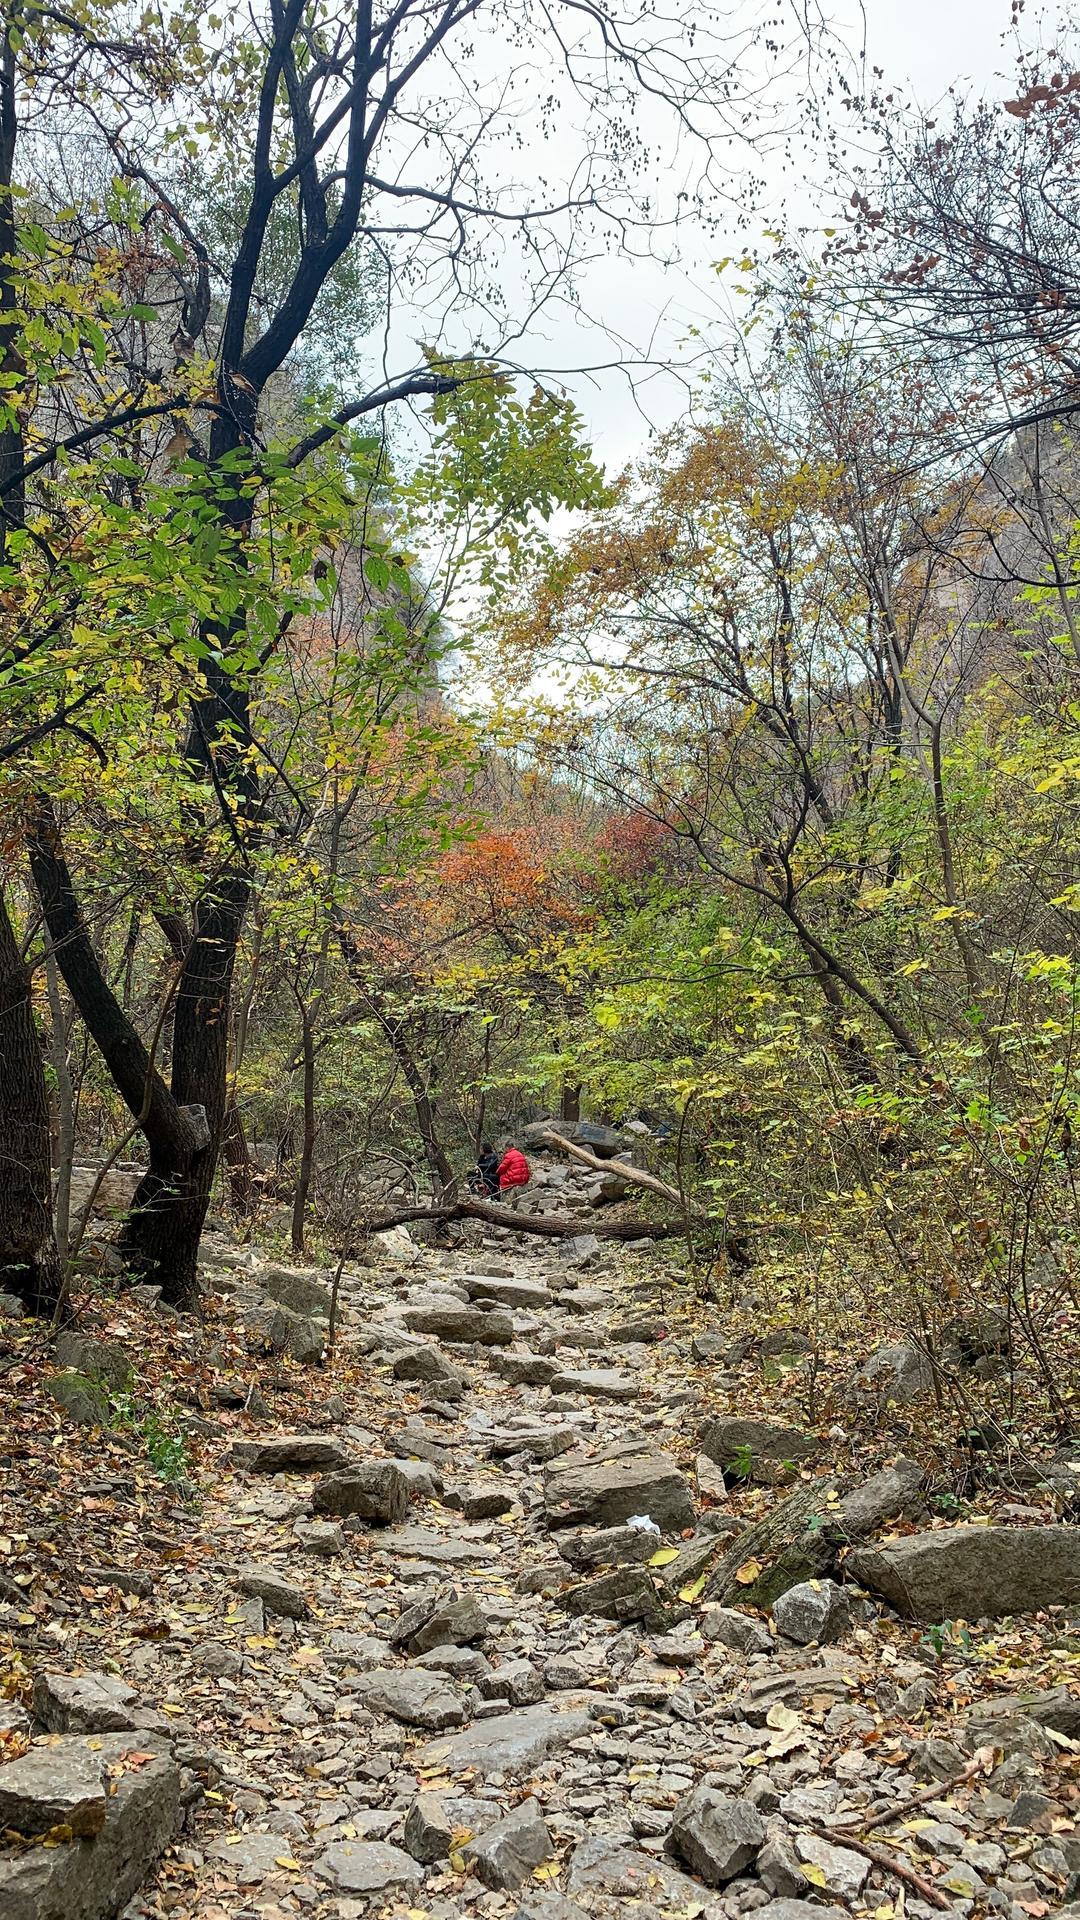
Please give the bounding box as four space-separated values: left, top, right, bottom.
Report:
2 1219 1079 1920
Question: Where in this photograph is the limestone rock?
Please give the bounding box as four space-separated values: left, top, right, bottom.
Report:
231 1433 351 1474
0 1734 180 1920
544 1445 695 1534
464 1274 554 1308
419 1704 591 1777
555 1524 657 1571
47 1371 108 1426
353 1666 467 1729
464 1798 553 1889
312 1461 411 1524
237 1565 309 1620
0 1741 110 1837
489 1350 559 1387
53 1332 132 1389
850 1524 1080 1621
562 1565 670 1626
772 1578 850 1645
404 1792 501 1863
32 1671 139 1736
565 1834 707 1904
794 1832 871 1900
257 1263 334 1317
391 1592 490 1654
314 1839 423 1896
548 1367 638 1402
392 1346 466 1396
833 1457 924 1538
667 1786 765 1885
699 1605 773 1655
852 1342 934 1404
699 1416 819 1480
402 1303 514 1345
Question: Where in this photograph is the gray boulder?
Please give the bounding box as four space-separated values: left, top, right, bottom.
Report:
312 1461 411 1523
548 1367 638 1402
524 1118 624 1157
699 1416 819 1480
314 1840 423 1896
353 1667 467 1730
231 1433 352 1473
850 1525 1080 1621
464 1274 554 1309
699 1606 772 1655
755 1904 848 1920
392 1347 466 1396
53 1333 131 1389
419 1704 591 1778
403 1791 501 1863
465 1798 553 1890
257 1264 333 1317
47 1372 108 1427
852 1342 934 1404
772 1578 850 1645
0 1735 179 1920
488 1350 559 1387
32 1671 139 1736
556 1524 658 1571
565 1835 707 1904
237 1565 309 1620
667 1787 765 1885
544 1444 695 1533
391 1592 489 1654
561 1565 669 1626
402 1303 513 1344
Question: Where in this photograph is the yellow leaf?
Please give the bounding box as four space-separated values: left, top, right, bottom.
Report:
765 1703 799 1733
734 1558 762 1585
649 1548 680 1567
802 1863 828 1888
678 1573 708 1603
274 1857 302 1870
448 1851 467 1873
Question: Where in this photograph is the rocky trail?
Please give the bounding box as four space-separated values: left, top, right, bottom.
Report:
3 1209 1080 1920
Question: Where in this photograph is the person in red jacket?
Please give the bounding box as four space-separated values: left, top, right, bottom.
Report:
496 1145 530 1206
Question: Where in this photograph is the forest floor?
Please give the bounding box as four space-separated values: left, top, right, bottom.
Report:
2 1222 1080 1920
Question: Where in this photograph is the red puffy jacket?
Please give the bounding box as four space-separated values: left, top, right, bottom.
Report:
497 1147 530 1189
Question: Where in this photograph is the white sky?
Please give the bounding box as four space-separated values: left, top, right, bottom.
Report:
426 0 1013 476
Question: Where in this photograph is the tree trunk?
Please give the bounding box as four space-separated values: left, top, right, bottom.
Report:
120 876 247 1301
221 1096 254 1215
561 1080 581 1123
291 997 316 1257
44 932 74 1251
0 888 63 1314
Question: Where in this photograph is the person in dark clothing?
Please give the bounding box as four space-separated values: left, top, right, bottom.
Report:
475 1143 500 1198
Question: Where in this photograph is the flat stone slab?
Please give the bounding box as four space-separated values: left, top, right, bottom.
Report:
207 1832 303 1882
375 1527 501 1567
463 1275 555 1309
314 1839 424 1895
548 1368 639 1402
420 1704 592 1777
353 1667 468 1730
402 1304 514 1345
850 1524 1080 1621
0 1734 180 1920
231 1435 353 1474
565 1834 708 1904
544 1445 695 1534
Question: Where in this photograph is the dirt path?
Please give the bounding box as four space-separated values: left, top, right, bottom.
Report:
3 1229 1078 1920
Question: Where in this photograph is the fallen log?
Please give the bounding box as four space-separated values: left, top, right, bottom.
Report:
542 1130 689 1209
361 1195 684 1240
705 1478 840 1606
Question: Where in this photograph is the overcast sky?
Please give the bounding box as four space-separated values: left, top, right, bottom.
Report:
461 0 1016 474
